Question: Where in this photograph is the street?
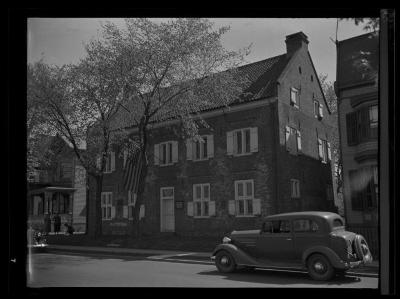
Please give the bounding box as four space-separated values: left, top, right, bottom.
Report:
27 252 378 288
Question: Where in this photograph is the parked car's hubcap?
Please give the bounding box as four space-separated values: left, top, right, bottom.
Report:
314 261 326 273
220 256 229 265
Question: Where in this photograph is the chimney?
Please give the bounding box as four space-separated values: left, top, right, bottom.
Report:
285 32 309 57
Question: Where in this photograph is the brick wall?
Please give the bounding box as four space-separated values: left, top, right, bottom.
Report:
275 49 338 214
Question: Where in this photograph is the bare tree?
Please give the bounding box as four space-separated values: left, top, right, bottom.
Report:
28 18 251 238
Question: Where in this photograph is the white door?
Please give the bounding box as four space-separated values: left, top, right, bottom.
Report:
160 187 175 232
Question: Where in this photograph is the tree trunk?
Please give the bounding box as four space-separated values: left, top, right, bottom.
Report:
88 174 103 238
131 149 148 238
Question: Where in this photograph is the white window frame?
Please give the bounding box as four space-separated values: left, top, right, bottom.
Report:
193 136 209 161
101 192 113 220
234 180 254 217
232 128 252 156
159 141 174 166
291 179 300 198
193 183 211 218
290 87 299 108
318 138 330 163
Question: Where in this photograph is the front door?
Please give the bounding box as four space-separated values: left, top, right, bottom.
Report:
160 187 175 232
256 219 295 266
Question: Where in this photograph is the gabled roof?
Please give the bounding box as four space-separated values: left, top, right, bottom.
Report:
113 53 290 129
234 54 289 103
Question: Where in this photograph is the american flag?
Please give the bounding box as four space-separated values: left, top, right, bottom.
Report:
123 149 144 194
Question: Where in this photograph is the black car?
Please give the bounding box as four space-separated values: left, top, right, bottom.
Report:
211 211 373 281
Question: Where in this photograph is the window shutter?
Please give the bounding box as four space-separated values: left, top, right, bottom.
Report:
111 206 116 219
186 139 193 160
228 200 236 215
226 131 234 155
327 142 332 161
318 138 323 160
172 141 178 163
250 127 259 153
187 201 194 217
296 130 302 152
209 201 216 216
139 204 145 220
290 88 296 105
111 151 116 171
123 150 128 169
207 135 214 158
319 103 324 118
96 155 101 170
154 144 160 165
285 126 291 151
123 205 128 218
252 198 261 215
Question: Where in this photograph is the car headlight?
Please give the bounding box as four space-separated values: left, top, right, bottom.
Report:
222 236 231 244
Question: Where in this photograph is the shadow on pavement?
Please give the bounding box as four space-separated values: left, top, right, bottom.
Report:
197 268 364 286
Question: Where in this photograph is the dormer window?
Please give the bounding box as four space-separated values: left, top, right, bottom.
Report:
290 87 299 108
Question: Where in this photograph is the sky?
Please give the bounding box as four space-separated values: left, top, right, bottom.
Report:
27 18 370 83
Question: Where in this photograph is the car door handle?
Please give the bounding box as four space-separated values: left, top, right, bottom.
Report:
286 238 292 241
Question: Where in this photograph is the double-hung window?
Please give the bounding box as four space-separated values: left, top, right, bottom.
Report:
314 100 323 119
227 128 258 156
101 192 113 220
155 141 178 166
187 135 214 161
285 126 302 154
291 179 300 198
160 142 173 165
97 152 115 173
193 184 210 217
318 138 331 163
235 180 254 216
235 128 251 155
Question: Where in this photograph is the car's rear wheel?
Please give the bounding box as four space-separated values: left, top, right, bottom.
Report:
307 253 335 281
215 250 236 273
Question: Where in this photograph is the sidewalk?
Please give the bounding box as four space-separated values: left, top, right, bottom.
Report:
45 244 378 277
46 244 211 258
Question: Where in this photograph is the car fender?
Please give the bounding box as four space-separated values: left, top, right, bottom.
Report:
212 243 258 266
302 246 347 269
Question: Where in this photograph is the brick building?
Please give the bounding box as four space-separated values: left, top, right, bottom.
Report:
335 32 379 256
27 135 87 233
88 32 338 237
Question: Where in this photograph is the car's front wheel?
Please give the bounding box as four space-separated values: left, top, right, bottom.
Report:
215 250 236 273
307 253 335 281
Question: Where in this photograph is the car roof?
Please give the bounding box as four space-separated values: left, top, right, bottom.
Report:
264 211 341 221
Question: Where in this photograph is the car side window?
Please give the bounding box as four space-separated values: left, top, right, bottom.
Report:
262 220 291 233
293 219 319 232
279 220 291 233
